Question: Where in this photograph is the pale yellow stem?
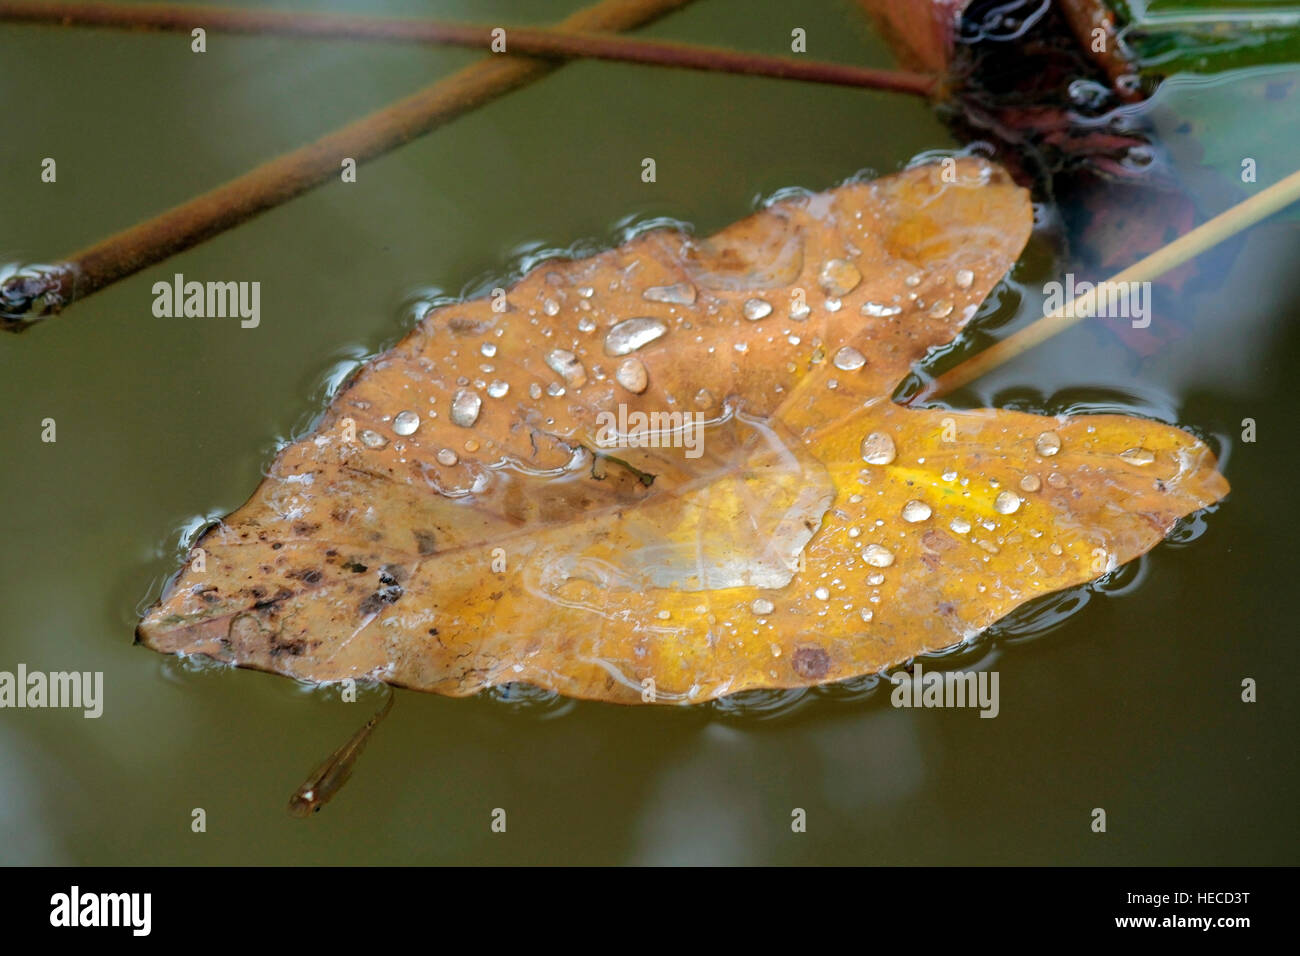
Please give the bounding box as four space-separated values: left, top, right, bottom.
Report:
913 167 1300 403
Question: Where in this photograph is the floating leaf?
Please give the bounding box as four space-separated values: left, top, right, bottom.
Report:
137 158 1228 704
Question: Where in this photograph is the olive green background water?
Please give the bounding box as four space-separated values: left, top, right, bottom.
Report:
1 0 1296 864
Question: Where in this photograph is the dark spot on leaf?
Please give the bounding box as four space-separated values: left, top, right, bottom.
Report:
448 316 491 335
269 634 307 658
359 585 403 616
922 530 955 552
342 560 368 573
253 588 292 611
292 521 320 536
271 542 283 550
792 646 830 679
414 530 437 555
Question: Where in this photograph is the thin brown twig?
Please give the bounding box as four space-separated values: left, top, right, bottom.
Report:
0 1 939 97
0 0 698 329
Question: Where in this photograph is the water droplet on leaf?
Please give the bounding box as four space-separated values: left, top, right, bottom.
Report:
605 317 667 355
615 357 648 394
833 346 866 371
450 389 482 427
862 544 895 567
545 349 587 388
643 282 696 305
392 410 420 436
860 432 896 465
902 500 932 522
1035 431 1062 457
994 490 1021 514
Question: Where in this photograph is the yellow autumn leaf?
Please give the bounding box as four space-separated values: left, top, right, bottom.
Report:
137 157 1228 703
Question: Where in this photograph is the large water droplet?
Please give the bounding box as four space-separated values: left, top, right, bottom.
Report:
929 299 954 319
604 317 667 355
487 380 509 398
833 346 866 371
862 544 895 568
392 410 420 436
994 490 1021 514
1035 431 1062 456
545 349 587 388
643 282 696 305
1019 473 1041 493
955 269 974 289
480 342 497 357
901 500 932 522
436 448 459 466
450 389 482 427
861 301 902 317
743 297 773 321
819 258 862 297
860 432 896 465
615 357 648 394
950 516 971 534
1119 447 1155 466
751 598 775 615
360 429 387 449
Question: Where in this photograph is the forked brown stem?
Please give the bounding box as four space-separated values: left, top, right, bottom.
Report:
1 0 701 328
